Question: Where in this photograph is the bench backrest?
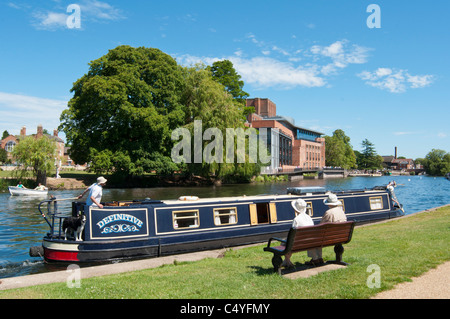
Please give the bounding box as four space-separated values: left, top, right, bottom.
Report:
285 221 355 253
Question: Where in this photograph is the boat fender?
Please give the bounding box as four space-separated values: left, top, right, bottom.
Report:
178 196 199 201
29 245 44 258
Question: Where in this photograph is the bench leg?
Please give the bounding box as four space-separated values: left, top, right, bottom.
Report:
271 255 283 274
328 244 349 266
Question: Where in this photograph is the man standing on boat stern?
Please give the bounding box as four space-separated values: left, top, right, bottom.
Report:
78 176 107 209
307 193 347 266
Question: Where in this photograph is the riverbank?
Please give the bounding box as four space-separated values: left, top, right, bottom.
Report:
0 204 448 299
0 173 220 192
1 173 291 192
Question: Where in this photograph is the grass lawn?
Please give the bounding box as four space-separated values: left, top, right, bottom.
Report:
0 206 449 299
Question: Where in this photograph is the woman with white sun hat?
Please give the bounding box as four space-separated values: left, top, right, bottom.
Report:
281 198 314 268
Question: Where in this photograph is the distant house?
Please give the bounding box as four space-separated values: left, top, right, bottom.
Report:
391 158 415 170
0 125 66 166
382 156 416 170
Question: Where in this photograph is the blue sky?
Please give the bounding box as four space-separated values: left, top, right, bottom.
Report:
0 0 448 159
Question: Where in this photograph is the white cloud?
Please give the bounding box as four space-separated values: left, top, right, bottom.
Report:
79 0 124 21
33 11 68 30
0 92 67 135
310 40 371 75
394 131 416 136
229 57 324 88
176 54 325 89
407 74 434 89
176 39 372 89
358 68 434 93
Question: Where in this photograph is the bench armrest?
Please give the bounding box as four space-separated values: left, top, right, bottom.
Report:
266 237 286 248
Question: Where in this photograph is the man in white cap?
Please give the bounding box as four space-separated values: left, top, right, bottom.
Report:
282 198 314 268
307 193 347 265
78 176 107 209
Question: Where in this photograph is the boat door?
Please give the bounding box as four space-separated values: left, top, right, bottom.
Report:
249 202 277 225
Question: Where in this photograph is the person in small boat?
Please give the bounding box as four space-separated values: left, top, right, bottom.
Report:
282 198 314 268
16 181 27 188
78 176 107 209
307 193 347 266
34 183 46 191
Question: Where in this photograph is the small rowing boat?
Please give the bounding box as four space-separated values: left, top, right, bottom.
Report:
8 186 48 196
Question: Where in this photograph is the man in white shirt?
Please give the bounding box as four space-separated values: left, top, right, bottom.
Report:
78 176 107 208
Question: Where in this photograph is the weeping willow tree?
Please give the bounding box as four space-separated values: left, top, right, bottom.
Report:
175 65 263 183
12 136 57 186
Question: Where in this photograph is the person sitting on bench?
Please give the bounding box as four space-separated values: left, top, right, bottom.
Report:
282 198 314 268
307 193 347 266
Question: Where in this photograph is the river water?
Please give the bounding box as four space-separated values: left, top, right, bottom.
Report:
0 175 448 279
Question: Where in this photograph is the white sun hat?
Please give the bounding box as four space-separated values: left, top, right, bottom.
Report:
323 193 342 206
291 198 307 213
97 176 107 184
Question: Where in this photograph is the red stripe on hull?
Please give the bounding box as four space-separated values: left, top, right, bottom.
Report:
44 248 79 262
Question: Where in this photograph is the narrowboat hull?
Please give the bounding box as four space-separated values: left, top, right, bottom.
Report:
33 187 404 263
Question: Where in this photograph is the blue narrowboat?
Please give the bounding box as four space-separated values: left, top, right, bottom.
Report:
30 186 404 263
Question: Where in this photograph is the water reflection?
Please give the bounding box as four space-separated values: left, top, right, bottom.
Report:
0 175 448 279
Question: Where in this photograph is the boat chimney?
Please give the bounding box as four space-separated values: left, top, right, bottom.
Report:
395 147 397 159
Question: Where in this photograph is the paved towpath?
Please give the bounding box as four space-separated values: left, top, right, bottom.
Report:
372 261 449 299
0 248 229 291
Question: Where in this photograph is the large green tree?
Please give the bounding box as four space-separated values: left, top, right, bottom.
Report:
60 45 185 175
60 46 258 181
324 129 356 169
423 149 450 176
12 136 57 185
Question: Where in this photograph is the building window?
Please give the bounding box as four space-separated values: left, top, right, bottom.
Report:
214 207 238 226
5 141 15 153
173 210 199 229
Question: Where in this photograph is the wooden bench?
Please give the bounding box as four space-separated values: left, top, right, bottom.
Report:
264 221 355 274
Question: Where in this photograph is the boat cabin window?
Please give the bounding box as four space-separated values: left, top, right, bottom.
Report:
295 201 314 217
214 207 238 226
369 197 383 210
339 199 345 212
306 201 313 217
249 203 277 225
173 210 199 229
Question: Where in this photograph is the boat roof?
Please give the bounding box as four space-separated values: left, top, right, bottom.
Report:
160 194 296 205
135 186 388 206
